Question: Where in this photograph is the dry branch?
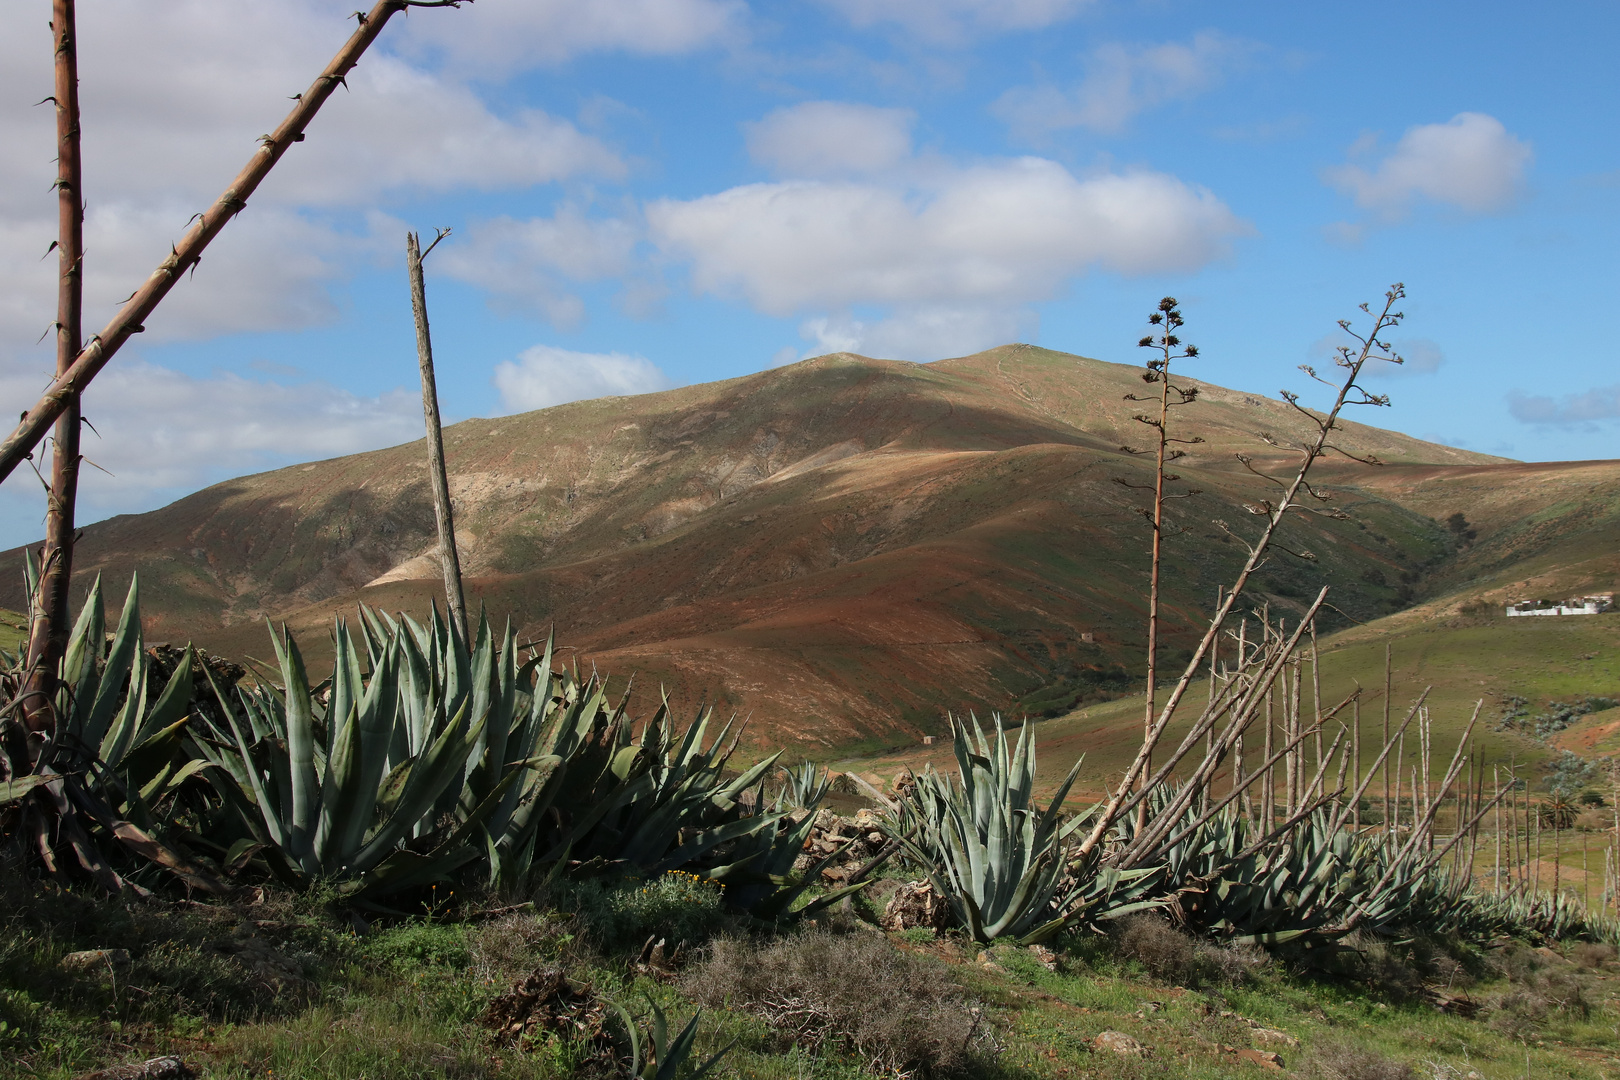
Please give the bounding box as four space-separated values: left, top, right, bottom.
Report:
406 228 468 642
0 0 471 485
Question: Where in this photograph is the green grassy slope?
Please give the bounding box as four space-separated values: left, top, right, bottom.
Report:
842 607 1620 801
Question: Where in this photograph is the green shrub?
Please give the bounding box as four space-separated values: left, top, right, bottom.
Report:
558 870 728 953
363 920 473 971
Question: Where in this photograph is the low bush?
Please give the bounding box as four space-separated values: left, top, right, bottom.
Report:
1298 1037 1415 1080
555 870 729 954
1109 914 1265 988
682 928 990 1077
1112 914 1193 982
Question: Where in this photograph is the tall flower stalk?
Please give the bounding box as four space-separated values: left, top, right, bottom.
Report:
1117 298 1203 825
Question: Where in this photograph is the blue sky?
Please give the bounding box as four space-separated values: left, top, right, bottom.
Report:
0 0 1616 548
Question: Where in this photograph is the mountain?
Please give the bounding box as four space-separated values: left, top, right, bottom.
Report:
7 344 1605 751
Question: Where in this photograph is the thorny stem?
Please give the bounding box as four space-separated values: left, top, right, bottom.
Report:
1075 284 1408 860
20 0 87 747
0 0 472 485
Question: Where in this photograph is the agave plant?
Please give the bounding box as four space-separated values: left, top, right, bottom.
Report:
890 714 1157 944
776 761 831 810
198 601 829 906
610 995 733 1080
0 567 228 894
193 614 504 896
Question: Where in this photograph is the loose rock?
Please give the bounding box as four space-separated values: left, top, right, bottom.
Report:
1093 1031 1148 1056
76 1058 194 1080
61 949 130 973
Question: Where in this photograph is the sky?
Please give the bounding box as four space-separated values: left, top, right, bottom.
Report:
0 0 1616 549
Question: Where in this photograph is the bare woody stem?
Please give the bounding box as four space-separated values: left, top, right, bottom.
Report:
0 0 471 486
1075 285 1406 859
406 229 468 644
21 0 87 742
1141 332 1171 823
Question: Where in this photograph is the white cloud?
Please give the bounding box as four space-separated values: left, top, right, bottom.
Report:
0 202 366 348
395 0 745 75
821 0 1094 42
647 159 1248 315
799 306 1034 362
994 32 1259 138
1342 337 1445 380
745 102 915 177
0 0 622 351
1508 384 1620 426
0 360 423 545
648 157 1246 362
1326 113 1532 219
493 345 675 414
436 209 641 328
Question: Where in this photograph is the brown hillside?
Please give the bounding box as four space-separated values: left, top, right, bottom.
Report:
6 344 1589 751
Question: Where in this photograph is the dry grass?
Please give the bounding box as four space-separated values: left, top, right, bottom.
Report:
681 928 990 1078
1296 1037 1416 1080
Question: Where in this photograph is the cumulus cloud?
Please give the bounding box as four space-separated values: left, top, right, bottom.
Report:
0 360 424 545
1507 384 1620 426
1326 113 1532 219
799 306 1036 362
1361 338 1445 379
395 0 745 75
745 102 915 177
995 32 1259 139
821 0 1094 41
436 208 641 328
647 159 1248 315
493 345 675 414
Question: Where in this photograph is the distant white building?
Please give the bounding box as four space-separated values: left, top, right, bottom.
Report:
1506 594 1614 617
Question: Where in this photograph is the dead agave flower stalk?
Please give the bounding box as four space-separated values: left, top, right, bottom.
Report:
1115 297 1205 828
1074 284 1411 861
406 227 468 643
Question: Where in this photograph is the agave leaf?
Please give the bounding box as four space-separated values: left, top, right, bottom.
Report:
321 644 402 868
86 576 143 754
61 574 105 713
0 775 52 804
131 647 194 749
350 704 486 875
650 810 787 874
99 653 148 769
270 624 320 870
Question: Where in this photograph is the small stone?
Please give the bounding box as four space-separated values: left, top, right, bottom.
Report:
1027 944 1058 971
1093 1031 1148 1056
76 1056 195 1080
61 949 130 973
1250 1027 1297 1048
852 808 885 832
1234 1047 1284 1070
